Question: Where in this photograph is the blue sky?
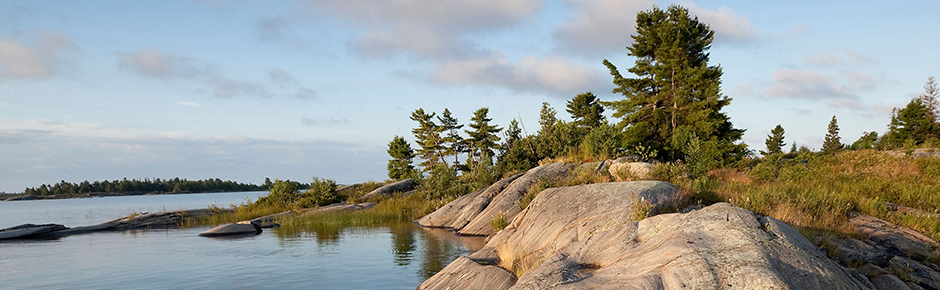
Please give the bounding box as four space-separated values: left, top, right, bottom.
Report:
1 0 938 193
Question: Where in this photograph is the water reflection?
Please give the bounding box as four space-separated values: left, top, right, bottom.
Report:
271 221 486 280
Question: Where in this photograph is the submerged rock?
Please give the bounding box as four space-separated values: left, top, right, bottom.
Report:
199 220 262 237
422 181 874 290
0 224 68 240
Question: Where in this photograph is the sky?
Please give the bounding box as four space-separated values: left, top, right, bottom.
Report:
1 1 938 193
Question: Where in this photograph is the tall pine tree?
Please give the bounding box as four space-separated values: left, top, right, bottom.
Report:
410 108 445 170
566 92 605 129
603 4 744 161
465 107 502 165
437 108 465 168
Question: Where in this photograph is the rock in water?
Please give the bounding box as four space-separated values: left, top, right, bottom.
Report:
417 256 516 290
0 224 68 240
422 181 874 290
199 220 262 237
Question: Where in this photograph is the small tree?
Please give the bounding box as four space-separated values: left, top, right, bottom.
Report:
850 131 879 150
566 92 605 129
387 135 416 180
761 125 786 156
920 76 939 122
822 115 843 153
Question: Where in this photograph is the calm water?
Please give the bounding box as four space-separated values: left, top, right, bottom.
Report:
0 192 482 289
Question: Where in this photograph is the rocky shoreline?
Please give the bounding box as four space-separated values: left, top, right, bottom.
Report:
415 161 940 290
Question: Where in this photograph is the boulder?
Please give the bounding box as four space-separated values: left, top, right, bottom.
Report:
360 179 416 200
858 263 911 290
608 161 653 181
0 224 68 240
417 256 516 290
913 148 940 158
887 256 940 290
198 220 262 237
416 173 523 230
457 162 574 236
423 181 874 290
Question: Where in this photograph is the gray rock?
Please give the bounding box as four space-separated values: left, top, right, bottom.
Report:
913 148 940 158
416 173 523 230
424 181 874 290
199 220 262 237
858 264 912 290
887 256 940 290
0 224 68 240
417 256 516 290
360 178 416 200
851 214 940 261
457 162 574 236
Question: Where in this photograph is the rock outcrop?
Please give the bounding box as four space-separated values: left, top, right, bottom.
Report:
199 220 262 237
608 161 653 181
421 181 875 290
456 162 575 236
360 178 416 200
416 173 523 230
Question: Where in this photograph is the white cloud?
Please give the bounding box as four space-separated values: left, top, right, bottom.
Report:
803 48 877 68
0 30 78 79
301 117 351 126
431 54 604 96
210 76 273 99
554 0 653 56
117 48 212 79
764 69 855 100
269 67 295 83
308 0 541 60
683 3 758 43
179 101 201 107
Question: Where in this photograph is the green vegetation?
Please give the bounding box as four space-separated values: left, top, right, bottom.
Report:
387 135 418 180
23 177 268 198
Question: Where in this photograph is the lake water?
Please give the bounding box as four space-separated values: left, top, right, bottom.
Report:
0 192 483 289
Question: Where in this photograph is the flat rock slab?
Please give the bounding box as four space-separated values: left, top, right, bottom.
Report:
416 172 523 230
0 224 68 240
199 221 262 237
850 214 940 261
417 256 516 290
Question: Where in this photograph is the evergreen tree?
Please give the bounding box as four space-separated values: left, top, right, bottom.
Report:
465 107 502 165
762 124 786 156
538 102 557 135
603 4 744 161
410 108 445 169
566 92 605 129
850 131 879 150
893 98 939 145
387 135 416 180
437 108 465 168
920 76 939 122
822 115 843 153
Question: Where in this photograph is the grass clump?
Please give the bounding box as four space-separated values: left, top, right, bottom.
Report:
490 212 510 231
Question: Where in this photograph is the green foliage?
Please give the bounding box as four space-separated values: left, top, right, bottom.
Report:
520 177 557 210
438 108 466 167
387 135 417 180
822 115 843 153
762 124 786 156
460 154 499 192
23 177 266 197
489 212 510 231
253 178 344 210
465 107 503 165
850 131 879 150
603 4 744 162
411 108 445 170
566 91 605 129
580 123 624 159
416 163 468 200
682 134 722 177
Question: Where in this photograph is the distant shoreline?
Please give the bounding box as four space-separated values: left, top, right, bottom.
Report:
2 190 267 202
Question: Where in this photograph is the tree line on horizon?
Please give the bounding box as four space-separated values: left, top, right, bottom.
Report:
20 177 293 197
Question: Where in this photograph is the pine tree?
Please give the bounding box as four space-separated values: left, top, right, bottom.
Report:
465 107 502 164
920 76 939 122
437 108 465 168
762 124 786 156
603 4 744 161
538 102 557 135
387 135 416 180
566 92 605 129
822 115 843 153
894 98 939 145
410 108 445 169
